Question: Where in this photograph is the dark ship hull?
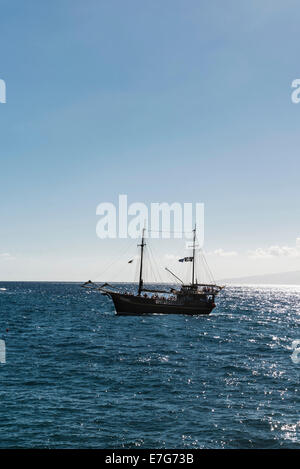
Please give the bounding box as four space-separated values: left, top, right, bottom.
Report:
109 292 215 316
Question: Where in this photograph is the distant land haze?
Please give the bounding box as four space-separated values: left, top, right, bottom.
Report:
219 270 300 285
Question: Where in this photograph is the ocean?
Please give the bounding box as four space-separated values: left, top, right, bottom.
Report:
0 282 299 449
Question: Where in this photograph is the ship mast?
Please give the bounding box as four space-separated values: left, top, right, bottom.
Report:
191 226 196 286
138 228 146 295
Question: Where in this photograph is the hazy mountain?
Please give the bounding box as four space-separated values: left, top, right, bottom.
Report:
219 270 300 285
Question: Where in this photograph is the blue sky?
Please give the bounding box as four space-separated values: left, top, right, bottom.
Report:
1 0 300 281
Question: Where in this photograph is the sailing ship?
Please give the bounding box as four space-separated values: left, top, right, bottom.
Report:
82 228 224 315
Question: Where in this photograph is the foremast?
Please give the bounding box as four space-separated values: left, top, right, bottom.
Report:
138 228 146 295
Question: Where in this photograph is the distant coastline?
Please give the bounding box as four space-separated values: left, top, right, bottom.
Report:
219 270 300 285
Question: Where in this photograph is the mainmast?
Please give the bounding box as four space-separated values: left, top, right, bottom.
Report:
138 228 146 295
191 226 196 286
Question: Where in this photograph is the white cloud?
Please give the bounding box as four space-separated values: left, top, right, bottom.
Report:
206 248 238 257
248 238 300 259
0 252 15 260
164 254 177 260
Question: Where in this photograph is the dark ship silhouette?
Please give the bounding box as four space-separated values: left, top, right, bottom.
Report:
82 228 223 315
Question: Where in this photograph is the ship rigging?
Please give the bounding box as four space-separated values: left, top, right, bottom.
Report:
82 227 224 315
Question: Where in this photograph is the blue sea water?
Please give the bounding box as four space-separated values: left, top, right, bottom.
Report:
0 282 299 449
